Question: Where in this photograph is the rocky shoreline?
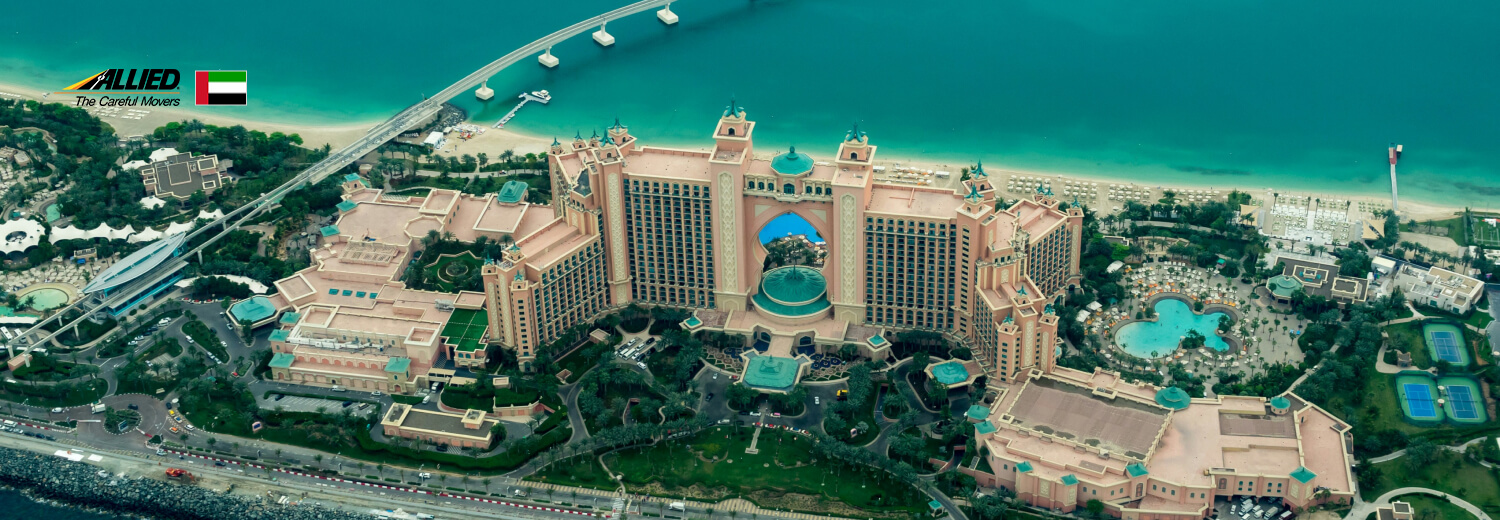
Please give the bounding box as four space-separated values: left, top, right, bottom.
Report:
0 446 373 520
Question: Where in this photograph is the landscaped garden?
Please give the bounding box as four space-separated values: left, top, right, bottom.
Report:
182 317 230 361
591 425 926 518
1361 447 1500 514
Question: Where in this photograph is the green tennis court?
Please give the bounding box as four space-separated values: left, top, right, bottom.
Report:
442 308 489 352
1422 322 1470 368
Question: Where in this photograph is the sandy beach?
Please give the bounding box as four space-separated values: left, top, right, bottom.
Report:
0 80 1472 222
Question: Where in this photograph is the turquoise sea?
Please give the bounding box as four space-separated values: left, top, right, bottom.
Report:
1 0 1497 208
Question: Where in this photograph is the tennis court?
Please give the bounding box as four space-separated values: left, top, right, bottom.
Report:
1394 373 1445 423
1471 215 1500 248
1402 384 1438 418
1422 322 1470 368
1438 376 1490 424
442 309 489 352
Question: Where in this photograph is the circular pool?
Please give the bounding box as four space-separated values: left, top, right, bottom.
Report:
19 287 71 311
1114 298 1232 359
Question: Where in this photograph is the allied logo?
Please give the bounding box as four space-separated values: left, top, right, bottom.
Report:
62 68 184 107
64 69 182 91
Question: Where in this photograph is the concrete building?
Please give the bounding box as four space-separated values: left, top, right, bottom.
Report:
138 150 227 200
380 403 495 448
1390 263 1484 314
961 367 1355 519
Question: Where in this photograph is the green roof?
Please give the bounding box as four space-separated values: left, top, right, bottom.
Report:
268 352 295 369
497 180 528 204
1269 396 1292 410
1126 463 1149 478
319 225 340 237
1267 274 1305 298
769 146 814 175
934 362 972 386
1061 474 1079 486
742 356 800 391
385 357 412 373
337 200 358 212
1155 387 1192 410
965 404 990 421
229 295 275 323
1016 461 1033 473
1290 466 1317 484
928 500 942 511
684 316 702 327
269 329 289 342
974 420 996 434
868 335 886 345
279 311 301 325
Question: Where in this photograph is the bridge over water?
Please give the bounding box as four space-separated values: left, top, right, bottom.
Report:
14 0 691 348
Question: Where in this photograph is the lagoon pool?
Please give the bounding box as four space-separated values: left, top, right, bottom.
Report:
19 288 70 312
1115 299 1231 359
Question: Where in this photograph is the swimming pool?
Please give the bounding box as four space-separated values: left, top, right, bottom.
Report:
19 287 70 311
1114 298 1231 359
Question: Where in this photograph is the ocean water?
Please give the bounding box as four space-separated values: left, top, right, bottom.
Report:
0 488 128 520
1 0 1497 207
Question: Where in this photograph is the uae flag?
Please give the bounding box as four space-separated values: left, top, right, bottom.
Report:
195 71 246 105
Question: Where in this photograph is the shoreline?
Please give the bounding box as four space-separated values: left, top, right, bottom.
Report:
0 80 1477 220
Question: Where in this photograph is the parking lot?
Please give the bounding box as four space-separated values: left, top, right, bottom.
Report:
258 393 376 415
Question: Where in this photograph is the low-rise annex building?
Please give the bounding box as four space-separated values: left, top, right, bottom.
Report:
252 174 588 392
380 403 496 448
960 366 1354 519
138 150 228 200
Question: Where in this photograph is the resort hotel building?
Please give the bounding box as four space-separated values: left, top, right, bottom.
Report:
231 105 1354 516
237 104 1085 393
963 366 1354 519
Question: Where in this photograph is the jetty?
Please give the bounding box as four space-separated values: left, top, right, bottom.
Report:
495 91 551 128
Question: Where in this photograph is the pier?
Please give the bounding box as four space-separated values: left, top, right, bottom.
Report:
494 92 551 129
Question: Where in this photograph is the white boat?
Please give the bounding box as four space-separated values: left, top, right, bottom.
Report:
530 89 551 101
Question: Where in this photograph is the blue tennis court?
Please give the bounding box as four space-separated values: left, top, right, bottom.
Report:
1432 331 1463 363
1448 385 1480 420
1403 383 1438 418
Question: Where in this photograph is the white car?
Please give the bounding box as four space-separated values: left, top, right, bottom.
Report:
814 397 820 405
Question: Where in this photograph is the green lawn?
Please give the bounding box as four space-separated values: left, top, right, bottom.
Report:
1367 456 1500 512
0 378 107 407
1389 494 1479 520
526 454 617 490
601 425 924 518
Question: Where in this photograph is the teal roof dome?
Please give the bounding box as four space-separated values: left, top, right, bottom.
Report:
752 266 830 317
1155 386 1192 410
760 266 826 306
770 146 814 175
